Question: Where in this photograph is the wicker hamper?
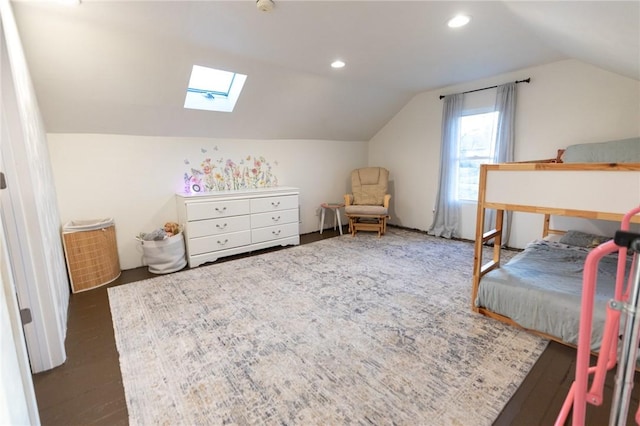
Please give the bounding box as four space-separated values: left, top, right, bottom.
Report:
62 218 121 293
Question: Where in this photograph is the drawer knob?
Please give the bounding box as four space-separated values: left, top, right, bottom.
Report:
216 223 228 230
271 201 280 207
217 239 229 246
272 230 281 236
215 207 227 213
272 216 281 222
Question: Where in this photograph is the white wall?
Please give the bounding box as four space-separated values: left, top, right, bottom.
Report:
48 59 640 270
369 59 640 248
1 0 68 374
48 134 368 270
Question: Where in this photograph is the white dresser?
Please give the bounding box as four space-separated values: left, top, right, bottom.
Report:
176 187 300 267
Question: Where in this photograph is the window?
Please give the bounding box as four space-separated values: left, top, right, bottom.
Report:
184 65 247 112
456 110 499 201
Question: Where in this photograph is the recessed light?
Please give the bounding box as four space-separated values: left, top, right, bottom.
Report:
447 15 470 28
256 0 274 12
331 60 346 69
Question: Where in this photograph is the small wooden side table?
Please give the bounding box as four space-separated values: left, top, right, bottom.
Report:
320 202 345 235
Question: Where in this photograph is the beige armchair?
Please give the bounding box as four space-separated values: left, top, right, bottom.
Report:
344 167 391 237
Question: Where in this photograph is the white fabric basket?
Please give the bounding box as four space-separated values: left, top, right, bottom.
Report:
140 233 187 274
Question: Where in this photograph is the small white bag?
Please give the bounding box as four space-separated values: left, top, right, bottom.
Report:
140 233 187 274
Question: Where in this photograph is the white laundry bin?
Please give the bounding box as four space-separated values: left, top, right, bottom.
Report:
139 233 187 274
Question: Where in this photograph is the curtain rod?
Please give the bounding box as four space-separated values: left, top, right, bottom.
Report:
439 78 530 100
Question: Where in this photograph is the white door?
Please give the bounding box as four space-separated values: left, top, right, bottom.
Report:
0 177 40 425
0 2 68 374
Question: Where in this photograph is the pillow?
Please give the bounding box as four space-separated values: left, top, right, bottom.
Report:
543 233 563 242
559 230 612 248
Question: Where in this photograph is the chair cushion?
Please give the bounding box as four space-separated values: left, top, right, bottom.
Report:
345 205 388 216
352 167 389 205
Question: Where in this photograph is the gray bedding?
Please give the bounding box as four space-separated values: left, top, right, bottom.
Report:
475 239 630 350
563 137 640 163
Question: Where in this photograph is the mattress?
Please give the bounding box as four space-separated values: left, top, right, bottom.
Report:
475 239 631 350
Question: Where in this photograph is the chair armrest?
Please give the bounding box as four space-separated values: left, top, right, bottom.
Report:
383 194 391 208
344 194 353 206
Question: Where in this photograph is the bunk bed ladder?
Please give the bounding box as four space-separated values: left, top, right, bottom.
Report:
471 203 504 311
555 206 640 426
471 163 506 311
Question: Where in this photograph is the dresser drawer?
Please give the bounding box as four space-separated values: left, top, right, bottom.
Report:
186 199 250 221
251 209 298 229
188 215 251 239
251 222 299 244
188 230 251 255
251 195 298 214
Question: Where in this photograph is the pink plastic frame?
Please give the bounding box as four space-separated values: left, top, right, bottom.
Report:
556 206 640 426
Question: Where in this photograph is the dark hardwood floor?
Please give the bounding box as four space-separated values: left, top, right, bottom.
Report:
32 227 639 425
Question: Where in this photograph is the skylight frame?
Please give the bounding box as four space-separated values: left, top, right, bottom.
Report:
184 65 247 113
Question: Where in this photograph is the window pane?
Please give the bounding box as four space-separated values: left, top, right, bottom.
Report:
188 65 235 95
457 157 491 201
456 111 499 201
459 112 498 158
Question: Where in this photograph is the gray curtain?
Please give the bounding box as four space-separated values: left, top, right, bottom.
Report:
428 93 464 238
484 82 517 245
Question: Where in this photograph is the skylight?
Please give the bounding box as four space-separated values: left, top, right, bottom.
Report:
184 65 247 112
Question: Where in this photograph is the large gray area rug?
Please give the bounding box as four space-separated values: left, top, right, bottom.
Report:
108 228 548 425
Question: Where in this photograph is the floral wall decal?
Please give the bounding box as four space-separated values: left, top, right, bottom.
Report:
183 151 279 193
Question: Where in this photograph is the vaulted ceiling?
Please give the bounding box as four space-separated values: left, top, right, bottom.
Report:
11 1 640 141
